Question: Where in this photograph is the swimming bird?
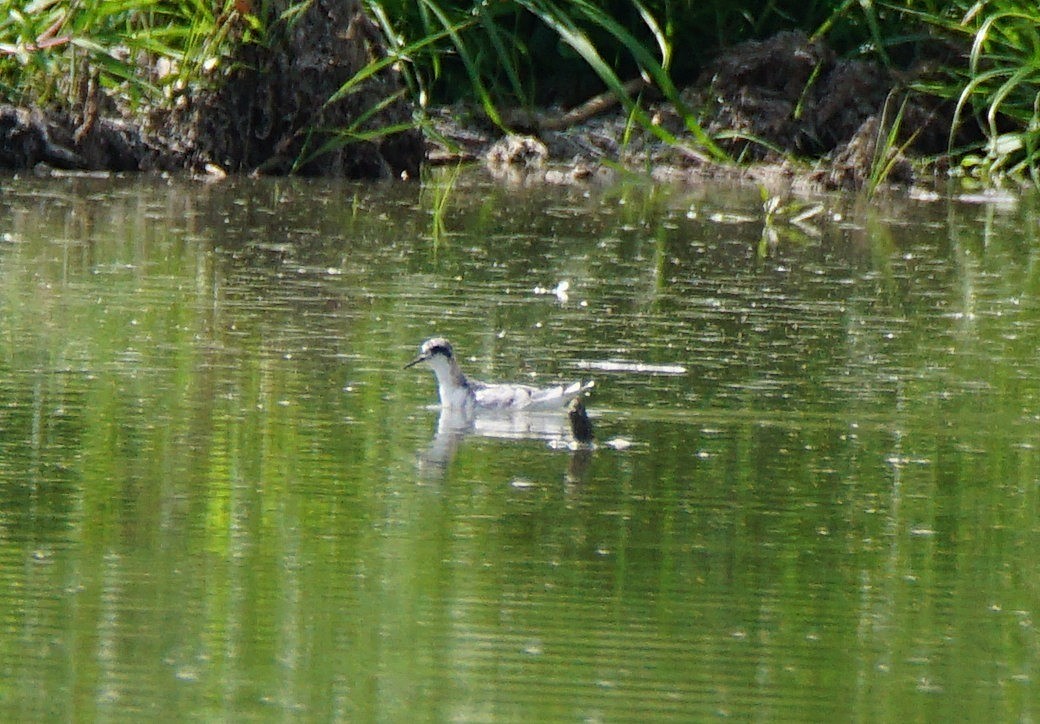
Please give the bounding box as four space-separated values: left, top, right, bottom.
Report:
405 337 593 411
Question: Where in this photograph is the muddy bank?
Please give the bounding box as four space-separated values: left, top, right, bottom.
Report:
0 21 966 190
430 31 972 192
0 0 422 180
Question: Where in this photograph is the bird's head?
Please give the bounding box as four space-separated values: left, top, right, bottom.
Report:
404 337 455 369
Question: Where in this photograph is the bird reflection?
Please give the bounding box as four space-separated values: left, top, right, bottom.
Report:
416 403 595 483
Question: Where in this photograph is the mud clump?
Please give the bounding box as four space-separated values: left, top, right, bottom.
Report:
0 107 82 170
177 1 421 179
0 0 422 179
696 31 839 158
2 19 968 189
431 30 967 191
695 30 954 189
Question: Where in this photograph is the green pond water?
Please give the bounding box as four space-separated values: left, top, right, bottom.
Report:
0 171 1038 721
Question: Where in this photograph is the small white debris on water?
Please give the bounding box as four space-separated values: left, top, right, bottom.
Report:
908 188 940 202
708 212 757 224
575 359 687 375
956 189 1018 208
533 279 570 303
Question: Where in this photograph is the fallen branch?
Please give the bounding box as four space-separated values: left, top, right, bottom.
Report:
501 76 651 133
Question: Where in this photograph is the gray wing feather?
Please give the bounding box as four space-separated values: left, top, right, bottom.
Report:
474 379 593 410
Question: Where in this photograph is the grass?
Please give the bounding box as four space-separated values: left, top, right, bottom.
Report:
885 0 1040 182
3 0 1040 183
359 0 880 162
0 0 231 109
357 0 1040 182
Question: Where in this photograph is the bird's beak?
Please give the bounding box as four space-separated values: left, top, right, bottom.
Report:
404 352 429 369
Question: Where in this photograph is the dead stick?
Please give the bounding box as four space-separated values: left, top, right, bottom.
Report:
500 76 652 133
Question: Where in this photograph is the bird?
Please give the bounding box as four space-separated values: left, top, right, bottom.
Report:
405 337 593 411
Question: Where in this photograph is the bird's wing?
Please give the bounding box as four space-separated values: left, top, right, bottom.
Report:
474 383 539 409
523 380 595 410
473 379 594 410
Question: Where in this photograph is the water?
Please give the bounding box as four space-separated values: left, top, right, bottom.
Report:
0 171 1038 720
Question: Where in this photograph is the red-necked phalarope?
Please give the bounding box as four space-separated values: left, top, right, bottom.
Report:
405 337 593 411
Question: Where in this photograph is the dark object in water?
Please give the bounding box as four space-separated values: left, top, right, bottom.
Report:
567 398 594 444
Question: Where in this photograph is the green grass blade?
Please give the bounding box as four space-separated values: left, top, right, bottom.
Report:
475 1 528 107
522 0 727 161
326 20 465 106
416 0 503 127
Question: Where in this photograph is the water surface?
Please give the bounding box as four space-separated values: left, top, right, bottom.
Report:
0 172 1037 720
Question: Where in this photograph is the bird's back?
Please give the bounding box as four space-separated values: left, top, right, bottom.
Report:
473 379 593 411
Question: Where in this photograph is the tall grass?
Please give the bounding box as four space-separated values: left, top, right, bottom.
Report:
891 0 1040 182
0 0 230 109
363 0 1040 180
3 0 1040 182
363 0 874 161
367 0 881 109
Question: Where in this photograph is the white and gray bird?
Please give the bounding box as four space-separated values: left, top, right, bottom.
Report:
405 337 593 411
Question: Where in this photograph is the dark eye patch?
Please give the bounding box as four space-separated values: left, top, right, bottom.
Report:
428 343 452 358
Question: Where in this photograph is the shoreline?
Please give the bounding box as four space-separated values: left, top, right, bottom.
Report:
0 30 980 192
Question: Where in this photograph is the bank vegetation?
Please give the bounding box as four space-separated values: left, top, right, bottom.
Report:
0 0 1037 187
